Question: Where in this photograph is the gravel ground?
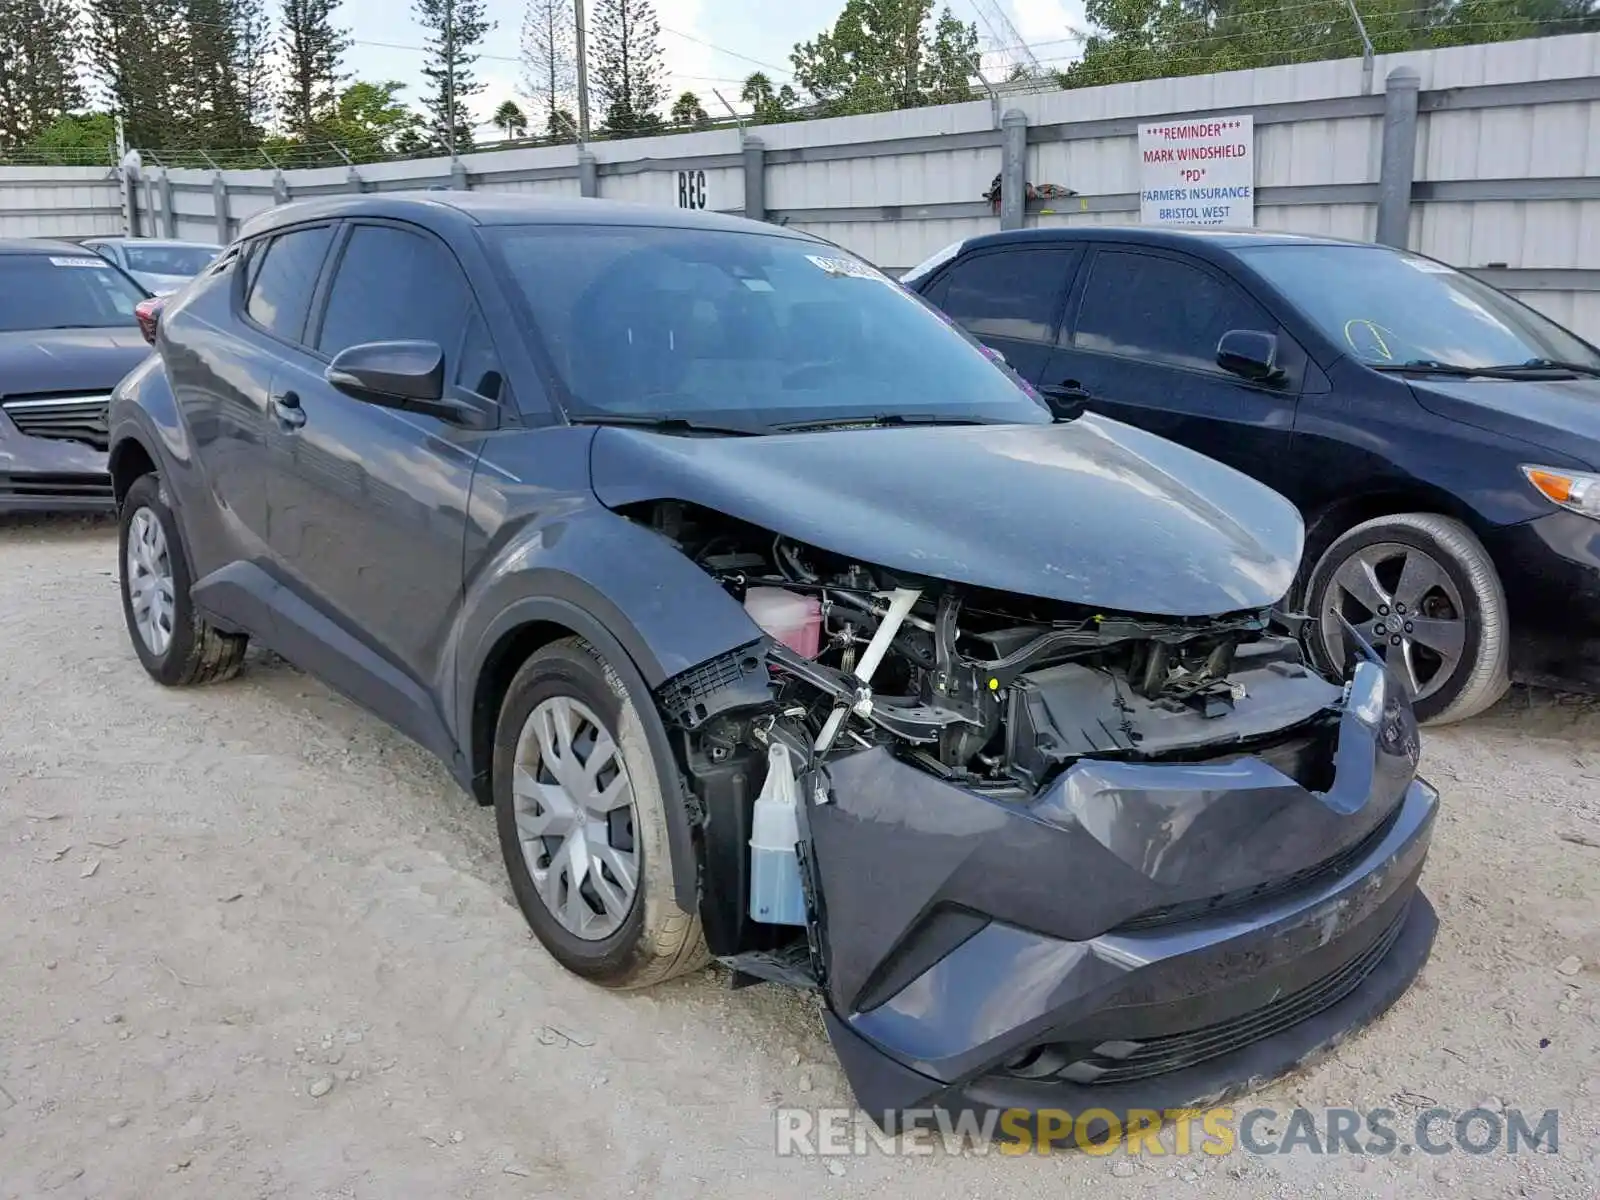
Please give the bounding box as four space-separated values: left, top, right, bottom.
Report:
2 514 1597 1200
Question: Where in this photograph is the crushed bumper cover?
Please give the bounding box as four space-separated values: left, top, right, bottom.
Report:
808 663 1437 1129
0 424 112 514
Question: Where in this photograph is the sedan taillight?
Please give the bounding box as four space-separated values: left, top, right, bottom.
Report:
135 297 163 346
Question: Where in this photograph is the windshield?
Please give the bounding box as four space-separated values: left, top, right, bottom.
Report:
485 224 1050 429
122 244 220 276
1236 243 1600 370
0 253 145 331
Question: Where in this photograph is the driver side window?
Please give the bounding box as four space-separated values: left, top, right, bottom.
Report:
1072 250 1269 375
316 223 471 362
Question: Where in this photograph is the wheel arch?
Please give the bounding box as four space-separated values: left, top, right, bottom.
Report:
1293 484 1491 606
108 435 158 508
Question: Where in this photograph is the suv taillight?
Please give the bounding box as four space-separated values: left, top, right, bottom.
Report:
135 297 163 346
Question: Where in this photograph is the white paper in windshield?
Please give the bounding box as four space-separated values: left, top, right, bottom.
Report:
1401 255 1455 274
806 254 885 282
49 256 108 268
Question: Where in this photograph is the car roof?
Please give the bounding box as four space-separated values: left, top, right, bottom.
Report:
237 190 820 243
83 237 222 249
0 237 110 256
954 226 1379 257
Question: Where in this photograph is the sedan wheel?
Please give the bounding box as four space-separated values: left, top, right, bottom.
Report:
512 695 640 941
1306 512 1509 725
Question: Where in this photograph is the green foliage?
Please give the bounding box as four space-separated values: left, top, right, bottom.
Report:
592 0 667 135
1060 0 1562 89
9 111 114 164
741 71 801 123
789 0 979 117
494 99 529 138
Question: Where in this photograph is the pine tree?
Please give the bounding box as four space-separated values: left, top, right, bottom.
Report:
0 0 86 148
280 0 350 140
591 0 666 135
519 0 575 140
790 0 977 116
183 0 270 148
86 0 191 149
414 0 491 153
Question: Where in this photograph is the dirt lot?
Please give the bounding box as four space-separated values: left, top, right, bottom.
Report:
1 514 1597 1199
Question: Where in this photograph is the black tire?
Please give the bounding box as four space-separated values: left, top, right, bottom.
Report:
118 473 248 687
1304 512 1509 725
493 637 708 989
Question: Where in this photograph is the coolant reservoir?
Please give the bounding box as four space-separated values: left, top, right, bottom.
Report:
744 586 822 658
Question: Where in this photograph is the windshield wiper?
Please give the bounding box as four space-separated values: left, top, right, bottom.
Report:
564 413 761 436
772 412 1009 432
1372 358 1600 380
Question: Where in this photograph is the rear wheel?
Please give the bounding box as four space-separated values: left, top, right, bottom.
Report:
118 473 248 686
1305 512 1509 724
492 637 707 988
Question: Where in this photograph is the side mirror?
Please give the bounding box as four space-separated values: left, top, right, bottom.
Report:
325 340 496 429
327 340 444 403
1216 329 1283 383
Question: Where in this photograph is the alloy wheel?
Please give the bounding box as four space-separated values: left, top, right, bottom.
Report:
126 506 176 657
1319 541 1467 701
511 695 640 940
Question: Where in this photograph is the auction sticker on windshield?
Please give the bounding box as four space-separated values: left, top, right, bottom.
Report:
49 256 110 268
1139 115 1255 228
807 255 886 282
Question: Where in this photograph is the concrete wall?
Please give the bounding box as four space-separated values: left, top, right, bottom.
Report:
6 32 1598 338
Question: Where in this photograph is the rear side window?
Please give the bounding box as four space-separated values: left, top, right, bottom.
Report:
936 248 1076 344
244 225 334 342
317 224 471 358
1072 250 1268 372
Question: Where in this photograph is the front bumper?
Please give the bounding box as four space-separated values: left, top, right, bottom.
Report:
1483 510 1600 692
0 423 112 514
808 665 1437 1129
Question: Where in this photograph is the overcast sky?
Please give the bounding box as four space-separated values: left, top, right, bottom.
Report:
333 0 1090 130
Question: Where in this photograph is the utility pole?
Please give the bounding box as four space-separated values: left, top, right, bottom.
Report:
574 0 591 144
445 0 457 156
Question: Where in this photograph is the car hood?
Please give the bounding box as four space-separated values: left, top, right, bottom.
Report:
130 271 190 296
1411 376 1600 468
0 327 150 398
588 415 1304 616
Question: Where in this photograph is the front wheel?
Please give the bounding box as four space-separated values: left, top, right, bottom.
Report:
492 637 708 989
1304 512 1509 725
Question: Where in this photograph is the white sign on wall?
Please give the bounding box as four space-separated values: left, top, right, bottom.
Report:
1138 115 1255 228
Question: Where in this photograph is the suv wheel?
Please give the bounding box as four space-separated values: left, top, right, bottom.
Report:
1305 512 1509 724
118 473 248 686
493 637 708 989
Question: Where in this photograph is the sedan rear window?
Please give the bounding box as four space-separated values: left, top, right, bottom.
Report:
0 253 145 331
485 224 1049 429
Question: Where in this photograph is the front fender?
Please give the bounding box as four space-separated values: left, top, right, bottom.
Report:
454 504 765 914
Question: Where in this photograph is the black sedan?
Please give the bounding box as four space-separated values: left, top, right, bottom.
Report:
904 227 1600 724
0 240 154 513
108 193 1435 1138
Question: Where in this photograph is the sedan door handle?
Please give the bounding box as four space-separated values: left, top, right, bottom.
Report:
1040 382 1091 402
270 390 306 430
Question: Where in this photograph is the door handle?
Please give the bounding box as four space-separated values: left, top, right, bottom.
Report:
270 390 306 430
1040 381 1091 402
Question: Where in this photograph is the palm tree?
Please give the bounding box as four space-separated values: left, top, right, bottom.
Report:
493 99 529 140
670 90 711 129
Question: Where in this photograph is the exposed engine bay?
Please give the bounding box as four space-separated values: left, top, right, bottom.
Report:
638 500 1343 796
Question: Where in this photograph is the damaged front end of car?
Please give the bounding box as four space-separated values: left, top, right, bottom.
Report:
624 493 1438 1131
